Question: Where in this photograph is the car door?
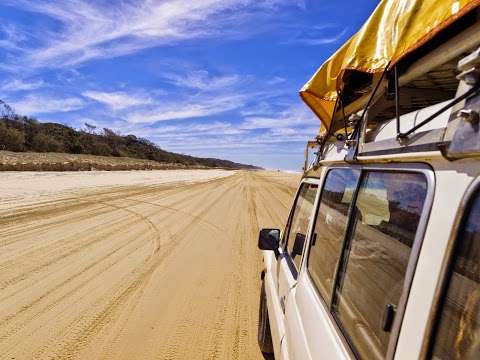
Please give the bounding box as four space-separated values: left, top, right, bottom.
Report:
276 179 319 355
284 167 360 360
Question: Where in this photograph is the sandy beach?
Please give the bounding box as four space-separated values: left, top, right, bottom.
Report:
0 170 299 359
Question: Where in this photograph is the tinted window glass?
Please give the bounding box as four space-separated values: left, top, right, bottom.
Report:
308 168 360 304
286 183 318 270
431 189 480 360
333 172 428 360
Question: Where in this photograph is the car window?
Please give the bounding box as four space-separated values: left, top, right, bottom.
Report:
430 187 480 360
308 168 360 304
285 182 318 270
333 171 428 360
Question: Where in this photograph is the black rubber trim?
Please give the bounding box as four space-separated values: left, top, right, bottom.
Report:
279 253 298 279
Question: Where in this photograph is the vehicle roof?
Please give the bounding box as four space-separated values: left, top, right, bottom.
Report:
299 0 480 135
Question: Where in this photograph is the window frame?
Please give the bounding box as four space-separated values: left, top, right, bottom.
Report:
306 166 362 306
281 177 320 277
423 176 480 359
304 163 435 360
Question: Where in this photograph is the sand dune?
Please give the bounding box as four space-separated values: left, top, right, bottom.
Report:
0 170 299 359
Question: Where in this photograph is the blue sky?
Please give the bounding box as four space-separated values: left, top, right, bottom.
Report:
0 0 378 170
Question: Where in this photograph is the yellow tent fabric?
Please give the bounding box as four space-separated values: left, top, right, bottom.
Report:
300 0 480 134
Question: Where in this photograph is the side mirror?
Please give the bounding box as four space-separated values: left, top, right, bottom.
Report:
258 228 280 252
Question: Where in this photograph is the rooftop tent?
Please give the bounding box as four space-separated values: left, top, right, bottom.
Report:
300 0 480 135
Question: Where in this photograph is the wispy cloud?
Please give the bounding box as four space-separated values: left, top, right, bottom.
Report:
296 28 348 45
164 70 243 91
149 127 316 152
289 23 348 46
266 76 287 85
241 105 315 129
116 103 317 153
9 95 85 115
82 90 153 111
125 93 248 124
136 121 245 138
0 24 27 49
3 0 302 70
0 79 45 92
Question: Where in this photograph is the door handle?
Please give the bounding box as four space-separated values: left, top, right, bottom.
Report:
382 303 396 332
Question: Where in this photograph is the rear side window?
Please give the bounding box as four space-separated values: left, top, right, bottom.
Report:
430 187 480 360
285 183 318 270
333 172 428 360
308 168 360 304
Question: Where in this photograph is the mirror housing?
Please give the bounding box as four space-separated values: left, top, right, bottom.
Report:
258 228 280 253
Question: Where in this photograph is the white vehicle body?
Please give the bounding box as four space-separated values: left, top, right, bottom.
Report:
262 157 480 360
258 14 480 360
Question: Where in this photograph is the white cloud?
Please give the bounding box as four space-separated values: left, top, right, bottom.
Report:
0 79 45 92
164 70 243 91
266 76 287 85
289 23 348 46
241 105 315 129
125 93 247 123
9 95 85 115
138 122 246 138
158 122 231 133
153 131 312 150
4 0 301 69
82 90 153 110
121 104 318 152
297 28 348 45
0 24 26 49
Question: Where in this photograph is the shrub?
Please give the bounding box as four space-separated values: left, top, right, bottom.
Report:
30 133 64 152
90 140 112 156
0 123 25 151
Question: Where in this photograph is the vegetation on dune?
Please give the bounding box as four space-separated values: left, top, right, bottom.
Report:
0 100 258 170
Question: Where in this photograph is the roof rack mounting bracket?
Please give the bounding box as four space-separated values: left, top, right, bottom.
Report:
443 48 480 159
303 138 321 172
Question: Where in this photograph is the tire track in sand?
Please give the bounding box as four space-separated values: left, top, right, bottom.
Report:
0 170 298 360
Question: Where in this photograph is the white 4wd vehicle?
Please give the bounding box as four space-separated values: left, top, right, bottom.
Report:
257 2 480 359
